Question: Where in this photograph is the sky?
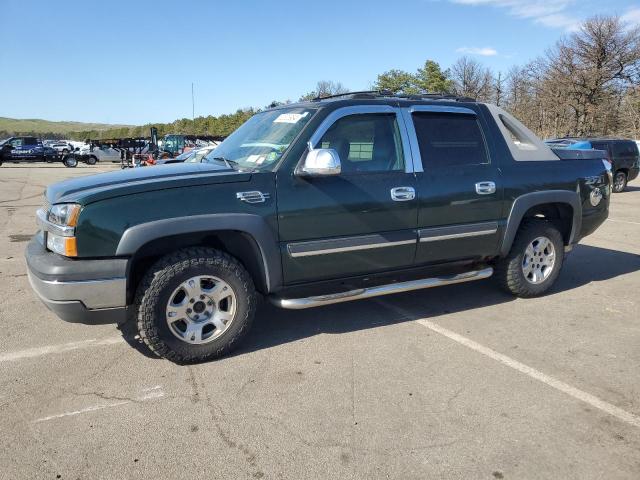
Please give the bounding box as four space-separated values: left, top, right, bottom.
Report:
1 0 639 125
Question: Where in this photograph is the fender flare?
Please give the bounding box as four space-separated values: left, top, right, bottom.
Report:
116 213 282 292
500 190 582 257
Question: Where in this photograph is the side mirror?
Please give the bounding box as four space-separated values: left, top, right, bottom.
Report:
298 148 341 176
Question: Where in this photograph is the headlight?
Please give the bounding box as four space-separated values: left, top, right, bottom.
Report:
37 203 81 257
48 204 81 227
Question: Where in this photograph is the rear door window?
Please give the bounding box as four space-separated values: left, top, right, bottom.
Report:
412 113 488 168
613 141 638 158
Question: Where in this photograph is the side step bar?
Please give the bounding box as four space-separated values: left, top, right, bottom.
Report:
270 267 493 310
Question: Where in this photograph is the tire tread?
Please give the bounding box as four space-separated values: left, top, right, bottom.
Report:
134 247 256 363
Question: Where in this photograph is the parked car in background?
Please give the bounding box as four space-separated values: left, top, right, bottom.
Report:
546 137 639 192
74 143 122 164
0 136 77 167
50 141 74 155
156 144 219 165
26 93 611 362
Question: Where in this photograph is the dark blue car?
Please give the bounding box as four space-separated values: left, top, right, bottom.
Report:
0 136 77 167
546 138 639 192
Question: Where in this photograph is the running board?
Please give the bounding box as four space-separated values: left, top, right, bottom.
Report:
270 267 494 310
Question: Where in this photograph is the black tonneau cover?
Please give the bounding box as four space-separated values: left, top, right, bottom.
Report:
552 148 607 160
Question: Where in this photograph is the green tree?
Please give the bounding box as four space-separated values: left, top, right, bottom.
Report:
373 69 420 94
415 60 453 94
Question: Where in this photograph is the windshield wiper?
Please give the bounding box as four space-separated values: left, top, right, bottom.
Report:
209 156 238 170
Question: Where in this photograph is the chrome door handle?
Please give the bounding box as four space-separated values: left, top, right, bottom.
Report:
391 186 415 201
475 181 496 195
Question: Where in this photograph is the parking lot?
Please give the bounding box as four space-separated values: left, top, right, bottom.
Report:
1 164 639 479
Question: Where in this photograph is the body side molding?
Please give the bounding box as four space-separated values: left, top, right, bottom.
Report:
419 221 498 242
500 190 582 257
287 231 417 258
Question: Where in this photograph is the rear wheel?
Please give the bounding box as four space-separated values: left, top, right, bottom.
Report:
612 171 627 193
135 247 257 363
495 219 564 297
86 155 97 165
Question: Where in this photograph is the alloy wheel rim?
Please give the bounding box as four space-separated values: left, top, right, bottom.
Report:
165 275 236 344
614 173 625 191
522 236 556 285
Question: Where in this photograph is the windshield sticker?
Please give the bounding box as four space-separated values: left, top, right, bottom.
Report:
246 154 262 163
273 112 309 124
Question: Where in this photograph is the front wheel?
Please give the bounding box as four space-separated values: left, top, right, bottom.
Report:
63 155 78 168
86 155 97 165
495 219 564 298
135 247 257 363
612 171 627 193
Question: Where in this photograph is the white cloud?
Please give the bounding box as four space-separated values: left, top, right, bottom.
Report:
621 7 640 28
450 0 580 30
455 46 498 56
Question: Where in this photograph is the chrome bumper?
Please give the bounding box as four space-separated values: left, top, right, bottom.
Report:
27 269 126 309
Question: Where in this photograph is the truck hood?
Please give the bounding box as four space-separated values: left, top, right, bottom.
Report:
47 162 252 205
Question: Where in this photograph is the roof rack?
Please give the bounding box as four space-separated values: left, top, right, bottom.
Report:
311 90 393 101
310 90 476 103
394 93 477 102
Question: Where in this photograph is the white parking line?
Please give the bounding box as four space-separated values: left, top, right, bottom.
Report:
32 387 165 423
415 317 640 428
608 218 640 226
0 337 125 363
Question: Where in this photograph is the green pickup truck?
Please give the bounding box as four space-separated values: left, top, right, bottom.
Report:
26 93 611 362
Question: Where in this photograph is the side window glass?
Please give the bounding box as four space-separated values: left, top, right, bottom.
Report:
412 113 488 167
10 138 23 148
318 113 405 173
614 142 637 158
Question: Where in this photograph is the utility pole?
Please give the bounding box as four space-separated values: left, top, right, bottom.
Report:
191 82 195 120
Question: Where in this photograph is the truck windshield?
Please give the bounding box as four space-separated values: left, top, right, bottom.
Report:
203 107 317 170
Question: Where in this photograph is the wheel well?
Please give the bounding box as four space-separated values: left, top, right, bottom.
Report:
521 202 574 244
616 168 628 175
127 231 268 303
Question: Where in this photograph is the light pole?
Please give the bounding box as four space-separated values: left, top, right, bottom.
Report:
191 83 195 120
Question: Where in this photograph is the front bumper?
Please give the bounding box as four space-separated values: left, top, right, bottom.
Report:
25 235 128 324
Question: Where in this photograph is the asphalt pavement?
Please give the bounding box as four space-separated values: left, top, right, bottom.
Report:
1 163 639 479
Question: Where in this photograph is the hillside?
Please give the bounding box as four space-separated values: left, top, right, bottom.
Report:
0 117 133 137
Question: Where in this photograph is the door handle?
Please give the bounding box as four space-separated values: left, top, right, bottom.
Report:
391 186 415 201
475 181 496 195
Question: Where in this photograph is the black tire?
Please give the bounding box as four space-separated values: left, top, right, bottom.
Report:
135 247 257 363
612 170 627 193
86 155 97 165
494 219 564 298
63 155 77 168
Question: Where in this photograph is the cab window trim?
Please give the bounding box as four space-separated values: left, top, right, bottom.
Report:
308 105 414 174
402 106 491 171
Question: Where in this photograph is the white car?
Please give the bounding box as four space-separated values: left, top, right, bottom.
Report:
75 144 122 164
50 141 74 154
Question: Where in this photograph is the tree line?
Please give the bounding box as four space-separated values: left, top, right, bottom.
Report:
373 15 640 139
4 14 638 142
